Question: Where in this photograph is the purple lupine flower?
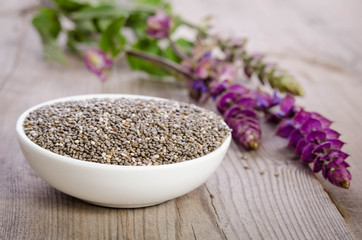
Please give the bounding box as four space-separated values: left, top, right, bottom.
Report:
276 109 351 188
146 11 170 39
84 49 113 82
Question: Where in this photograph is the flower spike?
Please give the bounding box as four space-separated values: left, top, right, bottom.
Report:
276 109 351 188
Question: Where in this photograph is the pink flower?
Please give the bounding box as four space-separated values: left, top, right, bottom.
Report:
84 49 113 82
146 11 170 39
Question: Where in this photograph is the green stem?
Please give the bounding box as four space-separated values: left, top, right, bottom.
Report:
125 49 194 79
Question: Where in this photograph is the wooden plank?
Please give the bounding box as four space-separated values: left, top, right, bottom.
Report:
0 0 361 239
171 0 362 237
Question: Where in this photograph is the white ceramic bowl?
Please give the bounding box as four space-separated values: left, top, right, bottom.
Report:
16 94 231 208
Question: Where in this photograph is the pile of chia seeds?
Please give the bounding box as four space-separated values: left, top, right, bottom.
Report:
23 98 230 166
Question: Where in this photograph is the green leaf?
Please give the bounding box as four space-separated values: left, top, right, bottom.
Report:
44 40 67 64
71 5 128 20
99 17 126 57
127 38 170 77
32 8 61 44
70 29 94 43
132 38 160 54
97 19 113 32
163 46 181 63
134 0 164 6
66 29 95 53
66 31 78 53
73 19 97 33
176 38 194 55
53 0 88 13
125 10 153 38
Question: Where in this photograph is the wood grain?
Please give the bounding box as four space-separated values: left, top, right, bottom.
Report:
1 0 361 239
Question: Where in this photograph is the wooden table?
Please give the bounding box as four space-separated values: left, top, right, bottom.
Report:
1 0 361 239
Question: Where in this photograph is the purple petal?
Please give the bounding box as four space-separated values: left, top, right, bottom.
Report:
300 118 322 135
228 84 249 95
310 112 332 129
234 123 254 138
253 90 274 110
323 128 340 139
230 114 259 126
210 80 227 99
305 131 326 144
288 129 304 148
239 109 257 118
327 167 351 189
272 91 281 105
295 138 308 156
327 157 350 169
280 93 295 115
216 92 236 114
237 128 260 149
235 97 255 108
276 119 295 138
321 149 349 161
324 139 345 150
312 142 331 157
243 117 260 126
293 109 311 127
223 106 241 121
234 121 260 142
313 157 323 172
301 144 316 163
193 79 208 92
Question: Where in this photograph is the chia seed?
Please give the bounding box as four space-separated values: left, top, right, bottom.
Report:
23 98 231 166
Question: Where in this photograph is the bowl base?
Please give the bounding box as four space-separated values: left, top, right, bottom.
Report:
82 199 166 208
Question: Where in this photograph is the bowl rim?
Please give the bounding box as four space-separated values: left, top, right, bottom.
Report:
16 94 231 171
